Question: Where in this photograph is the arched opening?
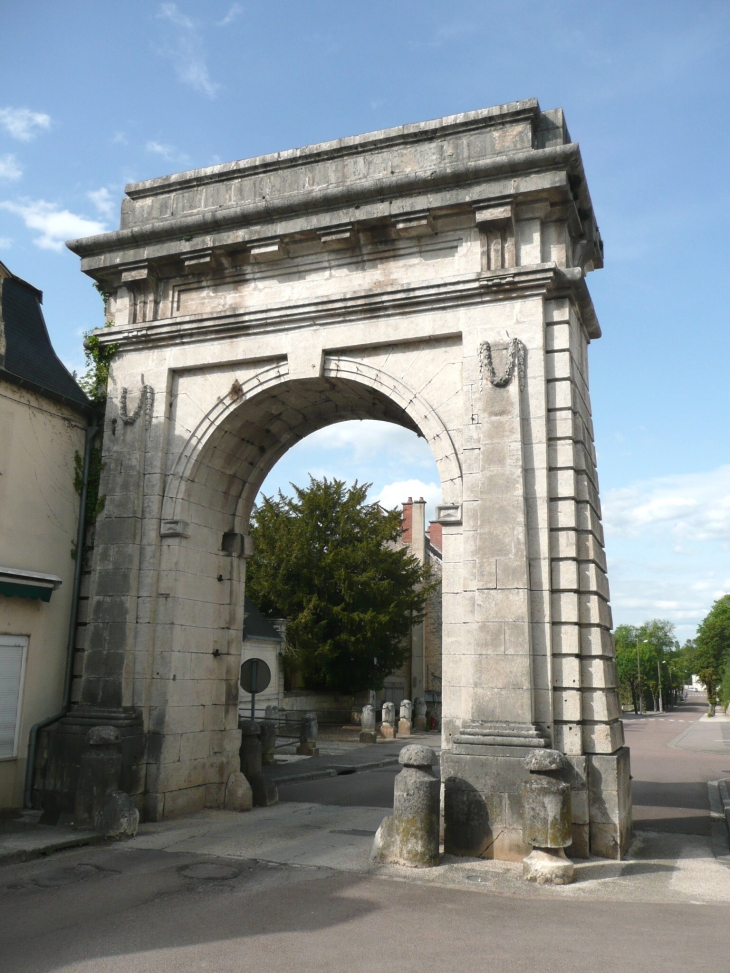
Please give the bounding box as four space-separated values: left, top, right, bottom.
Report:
154 371 453 809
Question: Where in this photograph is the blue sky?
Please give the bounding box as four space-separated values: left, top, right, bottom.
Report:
1 1 729 640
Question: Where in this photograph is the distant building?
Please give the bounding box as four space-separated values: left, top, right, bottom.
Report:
0 261 90 808
238 597 284 718
382 497 442 718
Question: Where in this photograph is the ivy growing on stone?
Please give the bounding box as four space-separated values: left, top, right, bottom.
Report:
71 284 118 560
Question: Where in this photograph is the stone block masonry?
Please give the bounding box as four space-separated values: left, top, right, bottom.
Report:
42 99 629 858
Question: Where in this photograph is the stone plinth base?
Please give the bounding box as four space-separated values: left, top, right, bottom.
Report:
35 707 145 825
359 730 377 744
442 748 533 861
523 848 574 884
441 742 632 862
586 747 632 859
398 720 411 737
379 723 395 740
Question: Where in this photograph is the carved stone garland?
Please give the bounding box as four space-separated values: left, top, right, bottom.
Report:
119 385 155 429
479 338 525 390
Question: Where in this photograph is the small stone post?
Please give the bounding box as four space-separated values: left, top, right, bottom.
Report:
239 719 277 807
260 720 276 766
380 701 396 739
398 699 412 737
74 726 123 831
413 697 427 732
261 705 278 766
371 745 440 867
360 704 377 743
297 712 319 756
522 749 574 884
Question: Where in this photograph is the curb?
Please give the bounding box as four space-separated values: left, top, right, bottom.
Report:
267 756 401 786
707 780 730 868
0 831 106 867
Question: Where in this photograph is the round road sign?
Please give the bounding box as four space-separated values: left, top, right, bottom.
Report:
240 657 272 694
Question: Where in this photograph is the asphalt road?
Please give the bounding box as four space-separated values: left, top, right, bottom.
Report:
1 697 729 973
626 694 730 836
279 696 729 838
1 842 729 973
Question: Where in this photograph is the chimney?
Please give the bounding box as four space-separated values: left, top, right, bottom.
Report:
401 498 413 544
427 520 442 553
411 498 426 564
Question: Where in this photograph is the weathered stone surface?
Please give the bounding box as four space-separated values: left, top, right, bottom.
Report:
74 726 123 831
99 791 139 839
224 771 253 811
56 102 624 854
522 775 572 849
297 712 319 756
371 747 439 867
586 747 632 859
525 748 565 773
360 704 377 744
259 721 276 766
400 744 437 767
522 847 574 885
239 719 278 806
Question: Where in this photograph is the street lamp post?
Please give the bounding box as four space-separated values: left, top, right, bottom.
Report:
657 657 663 713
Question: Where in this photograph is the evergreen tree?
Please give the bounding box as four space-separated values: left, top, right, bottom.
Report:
246 477 432 694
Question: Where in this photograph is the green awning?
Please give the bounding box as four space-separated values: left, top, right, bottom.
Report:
0 567 62 602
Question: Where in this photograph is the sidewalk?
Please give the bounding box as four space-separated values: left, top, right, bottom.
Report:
0 733 441 865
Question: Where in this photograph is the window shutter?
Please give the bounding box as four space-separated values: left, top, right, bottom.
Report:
0 635 28 759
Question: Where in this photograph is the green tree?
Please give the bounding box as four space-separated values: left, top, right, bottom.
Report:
614 619 678 713
692 595 730 715
246 477 432 694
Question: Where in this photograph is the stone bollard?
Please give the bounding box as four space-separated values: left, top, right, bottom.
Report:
260 720 276 766
380 701 396 739
521 749 574 884
413 697 427 732
398 699 412 737
371 745 440 867
239 719 278 807
99 791 139 839
360 704 377 743
297 712 319 756
74 726 123 831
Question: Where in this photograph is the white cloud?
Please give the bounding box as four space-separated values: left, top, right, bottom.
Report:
217 3 242 26
87 187 115 218
157 3 220 99
603 465 730 542
0 154 22 181
375 480 442 521
146 140 190 165
603 465 730 640
0 107 51 141
0 199 106 252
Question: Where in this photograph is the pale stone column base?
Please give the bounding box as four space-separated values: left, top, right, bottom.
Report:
523 848 574 884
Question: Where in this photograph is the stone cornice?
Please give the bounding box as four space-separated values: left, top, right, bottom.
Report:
128 101 544 199
95 264 599 351
68 144 584 264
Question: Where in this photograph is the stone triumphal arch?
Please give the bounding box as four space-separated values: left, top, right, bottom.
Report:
48 100 630 858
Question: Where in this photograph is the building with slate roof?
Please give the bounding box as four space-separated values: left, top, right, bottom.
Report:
238 597 284 719
0 261 91 808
